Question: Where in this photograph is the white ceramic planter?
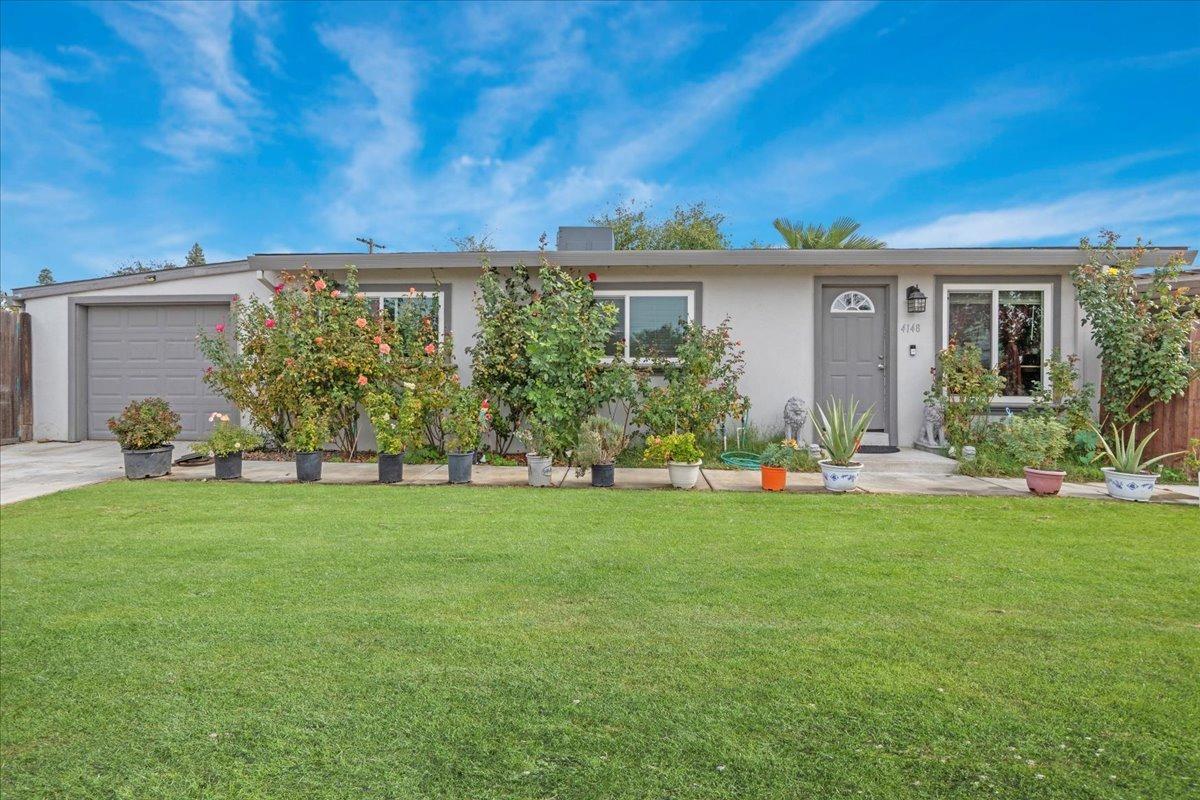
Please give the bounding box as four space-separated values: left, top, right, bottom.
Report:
667 461 701 489
1101 467 1159 502
819 460 862 492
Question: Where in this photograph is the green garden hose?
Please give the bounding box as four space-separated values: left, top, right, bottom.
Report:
720 451 761 470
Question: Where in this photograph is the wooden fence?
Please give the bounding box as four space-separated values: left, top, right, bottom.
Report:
1142 325 1200 465
0 311 33 444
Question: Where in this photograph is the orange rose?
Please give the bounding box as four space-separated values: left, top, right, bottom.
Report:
355 317 368 328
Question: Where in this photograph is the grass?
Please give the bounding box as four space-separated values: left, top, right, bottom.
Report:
2 483 1197 799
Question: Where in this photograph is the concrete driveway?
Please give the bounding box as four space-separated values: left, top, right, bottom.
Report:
0 441 126 505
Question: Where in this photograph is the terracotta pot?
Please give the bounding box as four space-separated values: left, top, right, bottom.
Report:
760 465 786 491
1023 466 1065 496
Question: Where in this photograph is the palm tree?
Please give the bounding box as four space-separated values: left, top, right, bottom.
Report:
772 216 885 249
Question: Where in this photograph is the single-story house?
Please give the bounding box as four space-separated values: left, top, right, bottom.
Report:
12 228 1196 448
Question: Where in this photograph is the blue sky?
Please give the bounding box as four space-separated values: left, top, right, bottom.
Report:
2 1 1198 289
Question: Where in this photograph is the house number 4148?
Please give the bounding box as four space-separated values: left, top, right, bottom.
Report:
900 323 921 333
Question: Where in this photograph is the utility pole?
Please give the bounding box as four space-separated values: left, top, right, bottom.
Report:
356 236 387 254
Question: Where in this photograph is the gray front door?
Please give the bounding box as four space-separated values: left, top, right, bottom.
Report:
819 285 888 433
87 304 232 440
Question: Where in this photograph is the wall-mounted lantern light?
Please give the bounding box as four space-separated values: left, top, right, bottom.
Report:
906 284 927 314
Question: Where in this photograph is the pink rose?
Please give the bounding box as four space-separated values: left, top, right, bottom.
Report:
355 292 365 300
355 317 368 329
315 336 324 345
424 343 436 355
215 323 225 333
314 278 327 291
379 343 391 355
232 294 240 302
273 283 284 294
357 374 368 386
265 318 276 329
330 289 341 298
373 335 382 344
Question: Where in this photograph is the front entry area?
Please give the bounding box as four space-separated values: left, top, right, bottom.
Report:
816 282 892 446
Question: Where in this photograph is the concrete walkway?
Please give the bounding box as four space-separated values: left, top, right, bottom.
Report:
3 442 1196 505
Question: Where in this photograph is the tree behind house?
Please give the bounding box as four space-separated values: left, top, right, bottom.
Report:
185 243 206 267
36 268 55 285
773 217 885 249
591 201 731 250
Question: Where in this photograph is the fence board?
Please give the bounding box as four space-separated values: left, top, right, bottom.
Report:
0 312 32 444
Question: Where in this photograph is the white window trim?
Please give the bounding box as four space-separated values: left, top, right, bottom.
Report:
942 282 1054 404
594 288 695 363
366 290 446 337
830 290 876 314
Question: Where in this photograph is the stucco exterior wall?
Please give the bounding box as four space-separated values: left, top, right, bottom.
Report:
18 259 1096 448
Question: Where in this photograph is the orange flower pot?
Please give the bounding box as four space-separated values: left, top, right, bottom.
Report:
760 465 786 492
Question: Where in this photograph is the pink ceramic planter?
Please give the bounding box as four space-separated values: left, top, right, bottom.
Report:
1023 467 1066 496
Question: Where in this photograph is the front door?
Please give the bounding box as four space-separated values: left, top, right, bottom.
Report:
818 285 889 439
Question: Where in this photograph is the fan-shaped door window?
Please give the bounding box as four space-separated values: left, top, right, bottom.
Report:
830 290 875 313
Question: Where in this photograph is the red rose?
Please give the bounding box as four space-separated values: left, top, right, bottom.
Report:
273 283 284 294
587 272 598 282
265 318 276 328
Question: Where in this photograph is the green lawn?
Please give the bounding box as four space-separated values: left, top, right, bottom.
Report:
2 483 1196 799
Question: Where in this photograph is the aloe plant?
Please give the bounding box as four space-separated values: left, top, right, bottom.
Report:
814 398 874 466
1091 423 1184 475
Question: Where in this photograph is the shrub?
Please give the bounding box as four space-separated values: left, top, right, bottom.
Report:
107 397 182 451
574 415 629 473
760 440 816 471
287 403 330 453
525 258 636 461
1028 350 1095 435
468 260 535 454
386 287 459 452
643 432 704 465
443 387 490 454
924 342 1005 450
191 412 263 458
364 387 422 455
635 317 747 438
1074 231 1200 426
997 415 1068 470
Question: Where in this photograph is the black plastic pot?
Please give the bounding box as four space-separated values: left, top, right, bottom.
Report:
122 445 173 479
295 450 323 482
448 451 474 484
591 463 615 488
379 452 404 484
214 452 242 480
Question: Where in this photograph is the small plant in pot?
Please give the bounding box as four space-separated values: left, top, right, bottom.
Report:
1000 415 1069 495
365 386 422 484
443 388 489 484
814 398 873 492
643 432 704 490
517 424 555 487
574 415 628 488
107 397 182 479
758 439 812 492
191 412 263 480
1091 423 1183 502
288 403 330 483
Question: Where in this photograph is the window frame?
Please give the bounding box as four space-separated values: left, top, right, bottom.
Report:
941 281 1054 404
593 287 696 363
366 289 446 337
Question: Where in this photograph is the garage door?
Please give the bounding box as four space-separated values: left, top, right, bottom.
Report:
87 304 233 440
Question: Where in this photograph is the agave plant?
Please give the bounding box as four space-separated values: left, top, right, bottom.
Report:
772 216 885 249
1091 423 1184 475
814 398 874 466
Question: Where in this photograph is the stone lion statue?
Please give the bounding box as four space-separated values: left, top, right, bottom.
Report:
919 400 946 448
783 396 808 442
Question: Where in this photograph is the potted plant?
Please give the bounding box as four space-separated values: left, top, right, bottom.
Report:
288 403 330 483
107 397 182 479
814 398 873 492
1091 423 1183 502
644 432 704 489
517 424 554 487
574 415 628 488
758 439 809 492
444 389 489 484
191 412 263 480
1001 415 1069 495
365 387 422 484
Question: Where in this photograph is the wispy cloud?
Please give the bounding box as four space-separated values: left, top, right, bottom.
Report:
0 49 104 170
94 1 265 167
883 176 1200 246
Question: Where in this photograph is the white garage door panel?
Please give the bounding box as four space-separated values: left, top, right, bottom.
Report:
87 304 232 440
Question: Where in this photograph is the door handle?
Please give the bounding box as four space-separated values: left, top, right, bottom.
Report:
877 355 885 370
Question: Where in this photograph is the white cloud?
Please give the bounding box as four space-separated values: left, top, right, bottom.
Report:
95 1 266 167
883 177 1200 247
0 49 105 171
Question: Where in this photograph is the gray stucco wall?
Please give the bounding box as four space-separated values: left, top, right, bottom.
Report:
20 259 1091 448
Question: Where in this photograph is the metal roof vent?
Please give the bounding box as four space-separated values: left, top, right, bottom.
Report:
556 226 614 251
